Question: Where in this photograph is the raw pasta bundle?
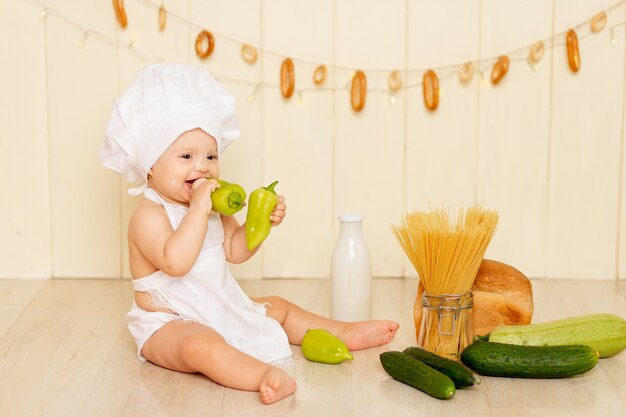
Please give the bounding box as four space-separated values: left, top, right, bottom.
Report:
392 205 499 357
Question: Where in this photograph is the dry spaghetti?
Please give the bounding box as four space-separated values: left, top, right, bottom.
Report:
391 205 498 357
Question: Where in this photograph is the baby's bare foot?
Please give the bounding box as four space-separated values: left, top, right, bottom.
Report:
259 367 297 405
337 320 400 351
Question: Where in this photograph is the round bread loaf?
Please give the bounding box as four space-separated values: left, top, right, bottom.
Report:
413 259 533 339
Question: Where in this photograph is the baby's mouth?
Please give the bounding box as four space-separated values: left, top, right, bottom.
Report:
185 178 206 188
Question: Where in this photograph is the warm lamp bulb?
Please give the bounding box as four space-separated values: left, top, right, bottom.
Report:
611 28 616 45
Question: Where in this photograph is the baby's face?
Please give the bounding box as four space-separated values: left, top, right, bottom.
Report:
148 128 219 205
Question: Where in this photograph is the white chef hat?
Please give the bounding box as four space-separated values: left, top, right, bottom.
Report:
100 63 240 196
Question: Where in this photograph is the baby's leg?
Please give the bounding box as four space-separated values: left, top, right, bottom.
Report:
252 296 399 351
141 320 296 404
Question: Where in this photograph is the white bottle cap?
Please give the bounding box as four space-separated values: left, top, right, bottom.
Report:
338 212 364 222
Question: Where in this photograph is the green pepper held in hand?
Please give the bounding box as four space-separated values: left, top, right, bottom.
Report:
245 180 279 250
210 179 246 216
301 329 354 364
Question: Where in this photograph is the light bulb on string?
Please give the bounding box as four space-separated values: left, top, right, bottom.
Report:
480 69 489 85
78 31 89 48
610 28 616 45
389 95 397 105
527 58 538 72
345 71 356 89
128 34 139 48
41 9 47 17
247 84 259 103
297 91 306 106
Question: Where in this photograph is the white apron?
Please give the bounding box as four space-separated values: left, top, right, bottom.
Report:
126 188 292 364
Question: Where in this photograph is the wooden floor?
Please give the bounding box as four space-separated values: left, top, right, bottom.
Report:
1 277 625 417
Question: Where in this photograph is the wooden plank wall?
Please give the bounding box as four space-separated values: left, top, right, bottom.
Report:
1 0 625 280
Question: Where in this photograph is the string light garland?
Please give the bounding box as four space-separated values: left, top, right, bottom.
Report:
27 0 626 112
132 0 626 111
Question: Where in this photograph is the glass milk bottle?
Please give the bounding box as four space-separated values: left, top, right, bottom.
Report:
331 212 372 321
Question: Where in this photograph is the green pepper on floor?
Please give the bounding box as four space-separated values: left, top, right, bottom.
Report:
245 180 279 251
210 179 246 216
301 329 354 364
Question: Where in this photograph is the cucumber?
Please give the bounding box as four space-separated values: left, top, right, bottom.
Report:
380 351 455 399
460 341 599 379
402 347 479 388
486 313 626 358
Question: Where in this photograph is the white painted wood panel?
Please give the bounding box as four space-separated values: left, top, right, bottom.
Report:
403 0 481 278
260 0 335 278
546 0 625 279
477 0 553 279
2 0 626 280
334 0 407 278
0 0 51 278
46 0 119 278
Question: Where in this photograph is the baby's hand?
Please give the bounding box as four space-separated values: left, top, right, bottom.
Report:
270 196 287 227
189 178 219 214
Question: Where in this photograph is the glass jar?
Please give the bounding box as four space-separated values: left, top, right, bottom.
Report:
417 292 473 358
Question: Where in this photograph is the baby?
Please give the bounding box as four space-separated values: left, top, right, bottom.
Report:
100 63 399 404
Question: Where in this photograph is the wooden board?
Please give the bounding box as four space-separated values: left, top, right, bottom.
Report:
0 277 625 416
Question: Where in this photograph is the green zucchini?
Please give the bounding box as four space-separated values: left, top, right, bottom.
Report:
460 340 598 379
485 313 626 358
402 347 479 388
380 351 455 399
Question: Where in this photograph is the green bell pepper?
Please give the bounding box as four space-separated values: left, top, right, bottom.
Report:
245 180 279 251
301 329 354 364
210 179 246 216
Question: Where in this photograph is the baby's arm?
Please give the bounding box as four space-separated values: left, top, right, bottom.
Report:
222 195 287 263
129 179 218 276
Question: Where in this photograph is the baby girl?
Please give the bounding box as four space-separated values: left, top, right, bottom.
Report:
100 63 399 404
